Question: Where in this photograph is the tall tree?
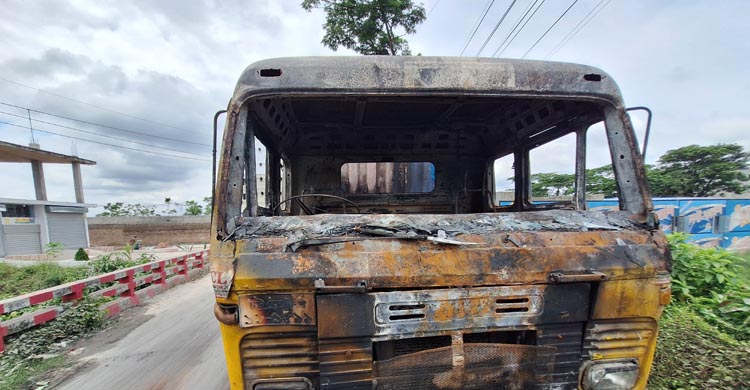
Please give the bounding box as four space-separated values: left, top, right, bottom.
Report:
649 144 749 197
302 0 426 55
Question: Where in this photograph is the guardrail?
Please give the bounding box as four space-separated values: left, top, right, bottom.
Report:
0 250 208 353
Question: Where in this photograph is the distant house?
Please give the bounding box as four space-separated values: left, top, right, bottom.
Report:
0 141 96 256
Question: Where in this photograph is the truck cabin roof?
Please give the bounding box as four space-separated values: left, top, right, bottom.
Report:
228 56 625 160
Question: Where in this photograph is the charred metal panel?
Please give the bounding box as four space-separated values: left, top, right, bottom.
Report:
238 293 316 327
316 285 588 339
240 327 320 389
317 294 376 338
536 322 584 389
318 337 373 389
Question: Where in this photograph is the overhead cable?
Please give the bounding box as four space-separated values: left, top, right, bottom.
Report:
521 0 579 59
493 0 547 57
0 101 211 147
459 0 496 56
0 110 209 156
0 120 211 162
476 0 518 56
544 0 613 59
0 75 194 133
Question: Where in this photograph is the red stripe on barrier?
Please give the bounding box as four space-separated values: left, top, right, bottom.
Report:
29 291 54 305
99 274 116 284
34 308 58 325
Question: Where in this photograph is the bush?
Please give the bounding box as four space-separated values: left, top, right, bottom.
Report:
73 248 89 261
649 305 750 390
668 233 750 340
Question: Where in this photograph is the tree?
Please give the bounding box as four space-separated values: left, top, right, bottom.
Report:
586 165 618 198
530 173 575 197
301 0 426 55
97 202 157 217
648 144 749 197
203 196 213 215
184 200 203 216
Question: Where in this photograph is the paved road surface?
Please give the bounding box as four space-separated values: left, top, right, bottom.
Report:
56 275 229 390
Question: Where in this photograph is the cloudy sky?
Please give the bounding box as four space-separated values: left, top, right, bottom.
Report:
1 0 748 213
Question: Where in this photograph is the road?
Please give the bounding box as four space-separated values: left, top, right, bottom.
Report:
55 274 229 390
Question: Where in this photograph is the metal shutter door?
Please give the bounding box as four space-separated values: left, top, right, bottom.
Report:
47 213 88 249
0 225 6 257
4 224 42 255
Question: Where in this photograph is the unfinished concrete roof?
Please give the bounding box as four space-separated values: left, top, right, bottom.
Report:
0 140 96 164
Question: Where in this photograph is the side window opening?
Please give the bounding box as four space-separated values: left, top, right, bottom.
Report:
528 133 577 205
493 154 515 207
586 121 621 211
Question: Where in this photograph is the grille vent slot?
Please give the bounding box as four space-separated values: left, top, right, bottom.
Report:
495 296 532 314
388 304 426 321
583 318 656 361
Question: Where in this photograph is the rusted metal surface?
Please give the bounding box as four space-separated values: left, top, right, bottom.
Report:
210 56 672 390
239 293 316 327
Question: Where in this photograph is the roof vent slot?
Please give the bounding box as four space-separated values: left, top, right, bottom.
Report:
259 68 282 77
583 73 602 82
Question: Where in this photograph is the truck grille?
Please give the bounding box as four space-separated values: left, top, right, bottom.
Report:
240 327 319 388
537 323 584 390
372 343 554 390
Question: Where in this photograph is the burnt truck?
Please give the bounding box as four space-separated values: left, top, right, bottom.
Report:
210 56 672 390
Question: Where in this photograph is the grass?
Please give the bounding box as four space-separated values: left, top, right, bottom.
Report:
0 264 88 300
0 355 67 390
649 305 750 390
734 252 750 283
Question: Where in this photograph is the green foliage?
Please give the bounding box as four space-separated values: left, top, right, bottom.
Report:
530 172 575 197
203 196 213 215
0 264 88 299
86 251 151 276
73 248 89 261
649 305 750 390
649 143 749 197
97 202 157 217
183 200 203 215
302 0 426 55
585 164 617 198
44 242 64 258
668 233 750 340
0 296 107 390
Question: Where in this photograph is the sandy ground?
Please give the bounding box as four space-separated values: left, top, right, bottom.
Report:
50 274 229 390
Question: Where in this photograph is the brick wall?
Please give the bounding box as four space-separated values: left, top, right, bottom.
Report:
88 216 210 246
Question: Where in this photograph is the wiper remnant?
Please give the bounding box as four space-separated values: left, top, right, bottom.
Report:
286 228 477 252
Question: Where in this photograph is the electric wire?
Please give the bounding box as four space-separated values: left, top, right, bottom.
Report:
0 110 210 156
521 0 579 59
0 75 194 133
490 0 541 57
475 0 518 56
0 101 211 147
428 0 441 16
545 0 613 59
0 120 211 161
494 0 547 57
459 0 496 56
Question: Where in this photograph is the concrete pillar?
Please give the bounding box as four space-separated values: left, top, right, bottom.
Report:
31 160 47 201
72 162 84 203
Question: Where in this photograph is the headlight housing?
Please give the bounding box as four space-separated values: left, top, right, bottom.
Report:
582 360 639 390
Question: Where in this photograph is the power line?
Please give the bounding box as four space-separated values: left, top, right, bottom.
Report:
428 0 441 16
0 101 211 147
521 0 579 59
476 0 518 56
0 120 211 162
0 75 194 133
459 0 496 56
0 110 210 156
545 0 613 59
490 0 540 57
493 0 547 57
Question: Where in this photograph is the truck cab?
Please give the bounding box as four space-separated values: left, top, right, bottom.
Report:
211 56 671 390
